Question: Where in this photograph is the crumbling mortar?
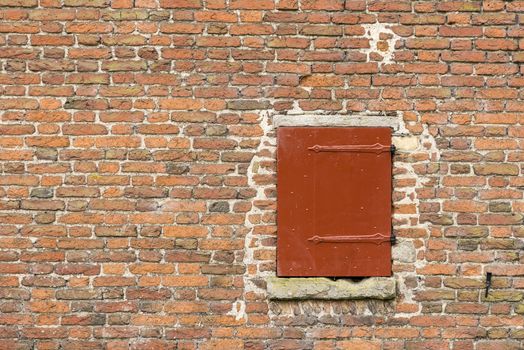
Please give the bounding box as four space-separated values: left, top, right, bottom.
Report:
227 20 441 321
394 113 441 317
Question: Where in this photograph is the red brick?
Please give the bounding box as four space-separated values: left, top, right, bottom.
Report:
160 0 201 7
0 2 521 348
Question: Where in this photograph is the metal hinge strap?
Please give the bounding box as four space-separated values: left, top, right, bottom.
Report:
308 233 391 245
308 143 392 154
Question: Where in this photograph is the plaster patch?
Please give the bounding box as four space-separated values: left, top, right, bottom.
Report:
361 23 401 64
227 300 246 321
392 240 416 263
241 110 276 294
392 135 419 151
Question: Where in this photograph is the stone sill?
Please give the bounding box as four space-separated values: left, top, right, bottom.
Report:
267 276 396 300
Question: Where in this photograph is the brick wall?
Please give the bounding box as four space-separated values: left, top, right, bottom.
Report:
1 0 524 349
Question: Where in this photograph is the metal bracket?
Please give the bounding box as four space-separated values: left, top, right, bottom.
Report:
390 144 396 155
390 232 397 245
485 272 492 297
308 143 391 154
308 233 392 245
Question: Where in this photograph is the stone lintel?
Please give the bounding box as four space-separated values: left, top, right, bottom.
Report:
273 114 400 131
267 276 396 300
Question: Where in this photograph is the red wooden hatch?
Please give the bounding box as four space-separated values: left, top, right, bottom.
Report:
277 127 393 277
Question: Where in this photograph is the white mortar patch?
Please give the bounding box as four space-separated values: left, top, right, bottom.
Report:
392 135 419 151
238 110 276 302
227 300 246 321
362 23 401 64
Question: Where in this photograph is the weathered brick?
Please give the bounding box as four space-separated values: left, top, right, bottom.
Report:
474 164 519 176
0 1 520 348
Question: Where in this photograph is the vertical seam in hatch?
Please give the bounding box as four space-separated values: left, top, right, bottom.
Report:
312 131 317 252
